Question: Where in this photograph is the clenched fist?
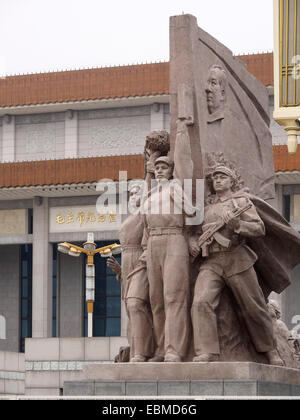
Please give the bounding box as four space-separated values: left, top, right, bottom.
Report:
107 256 121 276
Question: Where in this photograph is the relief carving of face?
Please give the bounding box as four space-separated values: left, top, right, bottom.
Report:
205 66 227 115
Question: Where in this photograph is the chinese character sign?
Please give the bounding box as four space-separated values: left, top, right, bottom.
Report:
50 206 121 233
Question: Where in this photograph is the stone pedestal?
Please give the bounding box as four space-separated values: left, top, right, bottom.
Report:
63 362 300 397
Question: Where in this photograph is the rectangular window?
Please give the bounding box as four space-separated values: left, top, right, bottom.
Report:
294 194 300 222
28 208 33 234
20 244 32 352
283 194 291 221
84 241 121 337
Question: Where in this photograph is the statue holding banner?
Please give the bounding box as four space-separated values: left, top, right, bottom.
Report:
110 14 300 367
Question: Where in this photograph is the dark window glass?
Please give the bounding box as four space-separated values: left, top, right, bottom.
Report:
28 209 33 234
106 274 121 296
52 244 57 337
106 318 121 336
22 261 28 278
21 299 28 318
107 297 121 317
20 245 32 352
94 300 106 317
22 278 28 298
93 318 105 336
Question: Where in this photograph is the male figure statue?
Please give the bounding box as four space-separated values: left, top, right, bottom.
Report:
107 182 154 362
141 156 195 362
190 165 283 366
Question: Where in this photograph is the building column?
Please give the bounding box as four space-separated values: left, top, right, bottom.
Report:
32 197 53 338
2 114 15 162
64 110 78 158
150 103 164 131
274 184 283 214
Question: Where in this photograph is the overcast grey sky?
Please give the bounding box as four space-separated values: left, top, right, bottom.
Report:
0 0 274 76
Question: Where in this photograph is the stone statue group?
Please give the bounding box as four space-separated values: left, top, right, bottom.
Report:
108 64 300 367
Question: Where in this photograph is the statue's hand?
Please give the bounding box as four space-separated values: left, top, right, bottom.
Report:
188 236 200 257
149 150 161 163
146 161 155 174
107 257 121 276
222 210 240 231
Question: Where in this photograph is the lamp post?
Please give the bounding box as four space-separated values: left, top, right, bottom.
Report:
57 232 122 337
273 0 300 154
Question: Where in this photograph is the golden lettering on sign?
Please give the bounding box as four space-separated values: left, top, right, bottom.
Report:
98 214 106 223
109 213 116 223
77 211 85 227
55 210 118 227
86 212 96 223
56 214 65 224
66 212 75 224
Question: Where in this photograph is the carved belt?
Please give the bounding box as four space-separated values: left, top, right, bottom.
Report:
209 240 245 254
122 245 142 252
149 227 183 236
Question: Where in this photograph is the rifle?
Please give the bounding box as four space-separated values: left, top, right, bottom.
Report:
197 201 252 257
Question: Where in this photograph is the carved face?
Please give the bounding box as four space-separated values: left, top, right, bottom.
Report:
205 69 226 114
212 172 233 193
154 162 173 181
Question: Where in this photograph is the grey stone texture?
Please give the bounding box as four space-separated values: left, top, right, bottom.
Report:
223 380 258 396
0 245 20 352
64 380 94 396
190 380 223 396
78 106 152 157
2 115 15 162
69 361 300 396
257 381 291 396
0 351 25 395
158 381 190 396
95 381 126 396
15 113 65 162
125 381 158 396
63 379 300 397
65 110 79 158
82 361 300 384
24 337 128 395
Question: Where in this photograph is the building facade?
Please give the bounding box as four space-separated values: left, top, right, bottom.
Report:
0 54 299 394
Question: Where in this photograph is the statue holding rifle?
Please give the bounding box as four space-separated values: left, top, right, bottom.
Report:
189 162 284 366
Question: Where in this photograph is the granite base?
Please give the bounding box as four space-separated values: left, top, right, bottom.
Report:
63 362 300 396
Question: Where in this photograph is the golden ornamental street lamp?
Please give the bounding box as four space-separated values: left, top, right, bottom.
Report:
57 232 122 337
273 0 300 154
